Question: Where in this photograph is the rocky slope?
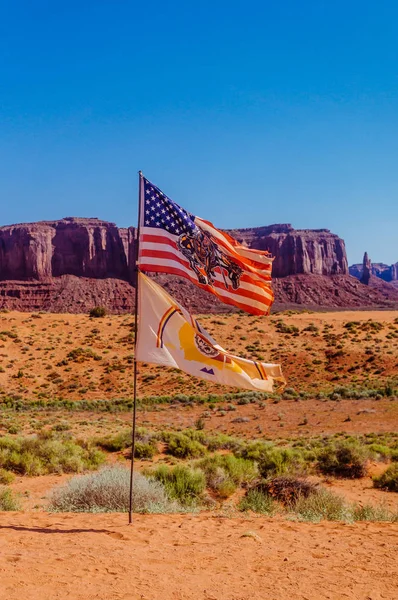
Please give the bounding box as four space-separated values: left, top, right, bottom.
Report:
0 218 397 312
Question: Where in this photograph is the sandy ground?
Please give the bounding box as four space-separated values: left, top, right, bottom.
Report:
1 309 398 403
0 512 397 600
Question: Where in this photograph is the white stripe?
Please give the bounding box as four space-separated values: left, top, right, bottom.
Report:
138 256 272 308
140 242 273 300
139 227 271 285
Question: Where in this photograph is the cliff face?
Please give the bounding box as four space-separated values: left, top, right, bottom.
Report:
0 218 135 282
2 217 395 313
0 219 348 283
228 224 348 277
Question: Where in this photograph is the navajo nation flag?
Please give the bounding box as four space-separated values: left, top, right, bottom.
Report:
136 273 284 392
138 177 274 315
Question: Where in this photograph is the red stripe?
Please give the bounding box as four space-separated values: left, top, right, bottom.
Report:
140 232 272 276
140 247 272 294
140 247 273 306
194 221 273 272
139 263 269 315
140 240 272 286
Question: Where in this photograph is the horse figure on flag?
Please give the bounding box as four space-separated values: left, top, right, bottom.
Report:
177 228 243 290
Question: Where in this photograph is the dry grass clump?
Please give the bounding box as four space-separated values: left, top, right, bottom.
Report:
238 489 278 515
49 466 182 513
292 488 349 522
0 486 20 510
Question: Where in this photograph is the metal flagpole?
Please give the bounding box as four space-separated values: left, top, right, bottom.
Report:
129 170 143 524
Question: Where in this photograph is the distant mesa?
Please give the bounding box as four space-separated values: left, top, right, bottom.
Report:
0 217 397 313
349 253 398 285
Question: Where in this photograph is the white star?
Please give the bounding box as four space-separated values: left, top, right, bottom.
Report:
146 199 150 204
145 220 150 225
175 227 180 234
165 225 170 230
145 210 150 215
156 212 160 217
146 189 150 195
151 195 155 201
151 206 155 211
156 202 161 207
166 215 171 221
156 221 160 226
150 215 155 220
161 209 166 214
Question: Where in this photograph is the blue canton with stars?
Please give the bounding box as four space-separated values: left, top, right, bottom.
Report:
143 177 198 236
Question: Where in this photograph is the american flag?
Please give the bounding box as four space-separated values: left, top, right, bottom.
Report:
138 176 274 315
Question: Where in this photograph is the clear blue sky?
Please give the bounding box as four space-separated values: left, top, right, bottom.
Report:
1 1 397 264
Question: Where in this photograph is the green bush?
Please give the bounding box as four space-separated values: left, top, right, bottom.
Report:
49 466 181 513
195 454 257 491
95 428 158 459
258 446 305 478
239 489 277 515
148 464 206 506
317 441 369 478
373 464 398 492
95 430 131 452
166 433 207 459
0 433 105 476
0 486 20 510
0 468 15 485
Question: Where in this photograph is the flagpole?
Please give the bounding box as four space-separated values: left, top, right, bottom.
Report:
129 170 143 525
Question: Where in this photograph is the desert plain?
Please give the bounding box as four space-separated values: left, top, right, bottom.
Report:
0 307 398 599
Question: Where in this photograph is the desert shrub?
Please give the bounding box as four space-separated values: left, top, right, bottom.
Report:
317 441 369 478
368 443 391 460
147 464 205 506
95 430 132 452
133 441 157 459
234 440 273 462
0 486 20 510
49 466 181 513
165 433 207 459
258 446 305 478
196 455 257 487
206 433 241 452
0 468 15 485
95 428 158 459
258 476 318 505
0 433 105 476
239 489 277 515
67 348 102 363
373 464 398 492
53 421 71 432
293 488 348 522
351 503 398 522
89 306 107 318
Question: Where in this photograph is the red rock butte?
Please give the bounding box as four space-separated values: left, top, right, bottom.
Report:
0 217 397 313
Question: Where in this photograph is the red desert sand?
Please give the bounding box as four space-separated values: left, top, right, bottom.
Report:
0 512 397 600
